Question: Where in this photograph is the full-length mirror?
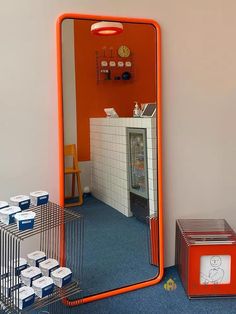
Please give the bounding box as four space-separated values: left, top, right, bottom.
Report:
57 14 163 302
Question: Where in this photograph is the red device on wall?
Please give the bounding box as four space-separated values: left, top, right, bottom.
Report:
176 219 236 298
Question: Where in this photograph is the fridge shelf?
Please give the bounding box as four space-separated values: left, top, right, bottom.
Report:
0 202 84 313
127 128 148 200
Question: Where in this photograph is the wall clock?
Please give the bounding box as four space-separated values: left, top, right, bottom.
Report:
118 45 131 58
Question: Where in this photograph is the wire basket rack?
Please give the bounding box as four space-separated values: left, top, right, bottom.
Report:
0 202 83 313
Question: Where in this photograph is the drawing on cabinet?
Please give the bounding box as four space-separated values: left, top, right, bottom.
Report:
200 255 231 285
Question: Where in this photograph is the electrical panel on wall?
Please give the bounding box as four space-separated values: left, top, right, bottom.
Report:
96 46 134 83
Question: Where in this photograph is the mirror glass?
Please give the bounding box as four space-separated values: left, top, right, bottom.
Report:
61 18 159 297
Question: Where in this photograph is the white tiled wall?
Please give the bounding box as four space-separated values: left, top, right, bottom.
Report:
90 118 157 217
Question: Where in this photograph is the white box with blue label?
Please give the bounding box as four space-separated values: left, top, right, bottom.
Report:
13 286 35 310
39 258 59 277
0 201 9 210
11 258 28 276
27 251 46 267
30 191 49 206
15 211 36 231
21 267 42 287
51 267 72 288
1 276 22 297
10 195 30 210
0 206 21 225
32 276 54 298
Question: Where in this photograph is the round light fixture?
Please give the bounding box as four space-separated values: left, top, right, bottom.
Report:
91 21 123 36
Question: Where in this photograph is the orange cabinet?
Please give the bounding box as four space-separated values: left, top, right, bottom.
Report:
176 219 236 298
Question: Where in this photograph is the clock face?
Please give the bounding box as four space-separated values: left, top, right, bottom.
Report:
118 45 131 58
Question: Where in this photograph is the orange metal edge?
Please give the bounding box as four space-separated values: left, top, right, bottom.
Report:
56 13 164 306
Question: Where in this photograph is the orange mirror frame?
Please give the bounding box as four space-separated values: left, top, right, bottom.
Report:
56 13 164 306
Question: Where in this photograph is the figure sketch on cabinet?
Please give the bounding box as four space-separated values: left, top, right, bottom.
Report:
200 255 225 285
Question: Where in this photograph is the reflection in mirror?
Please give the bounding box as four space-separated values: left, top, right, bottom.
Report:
61 18 159 297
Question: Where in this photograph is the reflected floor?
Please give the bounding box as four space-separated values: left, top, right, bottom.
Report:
69 195 158 297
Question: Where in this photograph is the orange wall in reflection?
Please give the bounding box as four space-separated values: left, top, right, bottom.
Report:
74 20 156 161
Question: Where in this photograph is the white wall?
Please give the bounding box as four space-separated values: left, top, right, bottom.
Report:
62 19 77 146
1 0 236 267
61 19 77 196
61 20 92 194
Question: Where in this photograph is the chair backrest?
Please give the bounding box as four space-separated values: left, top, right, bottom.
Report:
64 144 79 171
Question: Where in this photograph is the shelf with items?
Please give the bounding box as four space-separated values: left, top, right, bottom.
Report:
96 50 134 83
0 202 83 313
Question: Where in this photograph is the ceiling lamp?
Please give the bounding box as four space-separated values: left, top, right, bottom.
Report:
91 21 123 36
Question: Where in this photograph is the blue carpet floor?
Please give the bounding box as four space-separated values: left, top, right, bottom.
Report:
38 196 236 313
44 265 236 314
72 196 157 297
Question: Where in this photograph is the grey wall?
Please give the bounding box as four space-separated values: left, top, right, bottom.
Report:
62 19 77 146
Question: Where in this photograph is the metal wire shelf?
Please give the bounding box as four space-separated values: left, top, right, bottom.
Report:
0 202 84 314
0 202 82 240
1 281 81 313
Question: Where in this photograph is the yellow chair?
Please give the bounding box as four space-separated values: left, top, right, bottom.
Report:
64 144 83 207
